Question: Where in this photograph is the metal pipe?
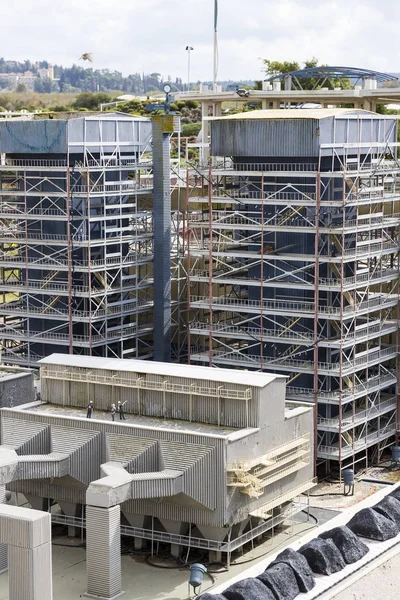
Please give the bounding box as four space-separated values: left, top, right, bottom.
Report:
66 165 73 354
208 163 213 367
313 172 321 477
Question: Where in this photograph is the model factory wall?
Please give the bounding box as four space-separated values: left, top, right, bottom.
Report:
0 369 35 409
2 406 312 531
1 409 225 528
225 387 314 522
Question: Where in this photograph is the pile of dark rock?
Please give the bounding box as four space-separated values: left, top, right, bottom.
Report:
198 486 400 600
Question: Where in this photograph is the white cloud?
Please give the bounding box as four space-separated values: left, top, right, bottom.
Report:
1 0 399 82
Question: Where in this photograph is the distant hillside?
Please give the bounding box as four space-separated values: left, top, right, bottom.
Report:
0 58 254 94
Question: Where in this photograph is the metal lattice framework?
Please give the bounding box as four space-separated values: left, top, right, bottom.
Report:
266 66 398 90
185 117 400 473
0 117 161 365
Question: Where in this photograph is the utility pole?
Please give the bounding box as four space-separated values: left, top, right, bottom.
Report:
213 0 218 90
185 46 194 92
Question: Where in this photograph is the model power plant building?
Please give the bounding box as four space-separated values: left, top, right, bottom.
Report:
0 112 182 367
0 103 399 478
0 354 314 599
186 108 400 476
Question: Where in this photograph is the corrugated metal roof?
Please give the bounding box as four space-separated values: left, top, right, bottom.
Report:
81 112 150 122
211 108 377 121
38 354 283 387
0 113 152 154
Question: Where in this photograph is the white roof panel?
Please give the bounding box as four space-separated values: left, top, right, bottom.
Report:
212 108 377 121
38 354 283 388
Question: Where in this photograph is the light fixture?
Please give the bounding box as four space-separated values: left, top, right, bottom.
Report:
188 563 207 596
185 46 194 92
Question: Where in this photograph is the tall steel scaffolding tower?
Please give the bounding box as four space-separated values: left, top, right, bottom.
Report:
0 114 158 366
186 109 400 474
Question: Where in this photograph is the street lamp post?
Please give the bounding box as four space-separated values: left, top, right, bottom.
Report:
185 46 194 92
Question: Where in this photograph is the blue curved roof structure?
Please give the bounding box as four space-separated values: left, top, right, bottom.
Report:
266 66 398 83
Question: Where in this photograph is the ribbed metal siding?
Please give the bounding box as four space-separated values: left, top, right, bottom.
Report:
130 470 183 499
2 410 227 526
1 419 51 454
106 434 158 470
0 508 51 548
0 485 7 573
161 440 216 509
211 114 398 158
67 116 152 154
320 115 398 155
44 369 256 428
51 426 102 484
9 479 86 505
15 454 70 480
86 505 121 599
211 118 319 157
9 544 52 600
0 119 67 154
0 543 6 574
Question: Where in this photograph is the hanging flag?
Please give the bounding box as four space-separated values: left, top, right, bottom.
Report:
214 0 218 32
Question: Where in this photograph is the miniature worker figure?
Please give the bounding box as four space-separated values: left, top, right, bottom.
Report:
86 401 94 419
111 403 116 422
118 400 127 420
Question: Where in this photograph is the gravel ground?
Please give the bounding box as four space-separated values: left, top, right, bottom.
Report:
0 508 336 600
332 550 400 600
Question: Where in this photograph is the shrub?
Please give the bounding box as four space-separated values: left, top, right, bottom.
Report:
182 122 202 137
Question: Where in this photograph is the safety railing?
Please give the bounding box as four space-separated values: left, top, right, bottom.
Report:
319 269 399 288
4 158 68 168
74 159 152 169
192 346 397 374
318 424 397 458
211 161 318 172
0 323 153 344
189 269 399 290
0 300 152 319
0 252 153 268
0 230 151 243
190 320 395 346
348 160 400 172
41 367 252 401
0 352 44 364
71 182 152 194
190 321 314 342
189 240 399 259
189 295 398 316
287 372 397 403
317 397 397 428
0 278 152 295
0 207 68 218
51 501 304 554
187 211 400 231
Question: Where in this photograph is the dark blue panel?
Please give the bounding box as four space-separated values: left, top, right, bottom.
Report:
0 120 67 154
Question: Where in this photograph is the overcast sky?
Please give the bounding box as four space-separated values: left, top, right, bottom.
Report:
2 0 399 82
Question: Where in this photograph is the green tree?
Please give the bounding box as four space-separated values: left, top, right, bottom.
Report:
15 82 27 93
73 92 112 110
263 58 350 90
181 122 202 137
264 60 300 78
